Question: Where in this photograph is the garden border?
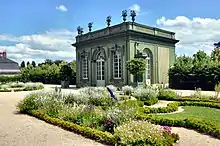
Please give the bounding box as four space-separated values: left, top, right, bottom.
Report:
137 115 220 139
27 110 115 145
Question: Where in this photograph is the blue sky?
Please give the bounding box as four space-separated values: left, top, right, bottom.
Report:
0 0 220 64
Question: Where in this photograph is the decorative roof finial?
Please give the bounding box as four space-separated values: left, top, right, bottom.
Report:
106 15 111 27
122 10 127 22
88 22 93 32
77 26 83 35
130 10 136 22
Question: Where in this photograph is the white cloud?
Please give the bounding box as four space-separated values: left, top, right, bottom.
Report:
56 5 68 12
129 4 141 14
156 16 220 56
0 29 76 64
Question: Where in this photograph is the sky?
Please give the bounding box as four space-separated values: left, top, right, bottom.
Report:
0 0 219 64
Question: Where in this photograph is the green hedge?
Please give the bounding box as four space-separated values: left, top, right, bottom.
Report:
139 102 179 114
138 115 220 139
143 97 158 106
178 101 220 109
0 75 22 83
140 101 220 115
28 110 115 145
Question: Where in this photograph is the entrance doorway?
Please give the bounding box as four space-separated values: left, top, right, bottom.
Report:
96 52 105 86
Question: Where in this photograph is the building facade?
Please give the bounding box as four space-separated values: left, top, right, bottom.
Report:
72 22 179 88
0 51 21 75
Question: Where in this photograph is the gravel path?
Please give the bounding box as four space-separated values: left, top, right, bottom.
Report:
0 91 104 146
172 127 220 146
1 86 220 146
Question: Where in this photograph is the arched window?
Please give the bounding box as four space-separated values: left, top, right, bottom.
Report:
96 52 105 81
113 51 122 79
82 56 88 79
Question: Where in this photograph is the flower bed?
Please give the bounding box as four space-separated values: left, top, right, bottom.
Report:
0 82 44 92
17 87 179 145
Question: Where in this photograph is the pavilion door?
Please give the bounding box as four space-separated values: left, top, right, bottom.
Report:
96 58 105 87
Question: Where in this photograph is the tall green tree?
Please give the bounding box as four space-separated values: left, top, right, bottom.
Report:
26 61 30 67
211 48 220 63
20 61 25 68
31 61 36 67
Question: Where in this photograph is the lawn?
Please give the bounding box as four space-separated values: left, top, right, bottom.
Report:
155 106 220 128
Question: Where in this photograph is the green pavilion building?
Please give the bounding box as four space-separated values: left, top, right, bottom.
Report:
72 11 179 88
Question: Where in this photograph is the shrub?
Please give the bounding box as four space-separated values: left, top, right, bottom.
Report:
138 116 220 139
114 120 179 146
144 97 158 106
133 88 158 105
158 89 177 100
106 100 140 127
78 87 116 107
17 91 63 115
122 85 133 95
140 102 179 114
9 82 25 88
17 93 42 113
64 92 89 105
24 82 44 91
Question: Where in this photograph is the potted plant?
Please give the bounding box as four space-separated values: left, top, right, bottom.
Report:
60 64 72 88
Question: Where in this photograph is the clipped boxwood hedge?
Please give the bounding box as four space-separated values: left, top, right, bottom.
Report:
139 102 179 114
28 110 115 145
178 101 220 109
138 115 220 139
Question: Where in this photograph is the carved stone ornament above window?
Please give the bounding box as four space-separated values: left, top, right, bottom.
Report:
111 44 122 52
80 50 88 57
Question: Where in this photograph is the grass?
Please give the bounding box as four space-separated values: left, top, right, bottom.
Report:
155 106 220 128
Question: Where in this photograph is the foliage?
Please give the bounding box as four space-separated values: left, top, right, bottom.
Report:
158 89 177 100
214 83 220 98
114 120 179 146
31 61 36 67
5 59 76 85
20 61 25 68
156 106 220 128
106 100 140 127
169 49 220 90
122 85 134 95
211 47 220 62
28 110 115 145
60 64 72 81
126 58 146 85
138 116 220 139
0 75 22 83
0 82 44 92
140 102 179 114
133 87 158 105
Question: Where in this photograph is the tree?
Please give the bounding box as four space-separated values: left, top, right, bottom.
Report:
31 61 36 67
211 48 220 63
20 61 25 68
45 59 53 65
26 61 30 67
60 64 72 81
126 58 146 86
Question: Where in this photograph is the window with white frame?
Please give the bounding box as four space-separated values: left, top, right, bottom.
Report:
82 56 88 79
146 53 151 80
113 51 122 79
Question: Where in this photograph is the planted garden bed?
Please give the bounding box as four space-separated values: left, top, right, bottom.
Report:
0 82 44 92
